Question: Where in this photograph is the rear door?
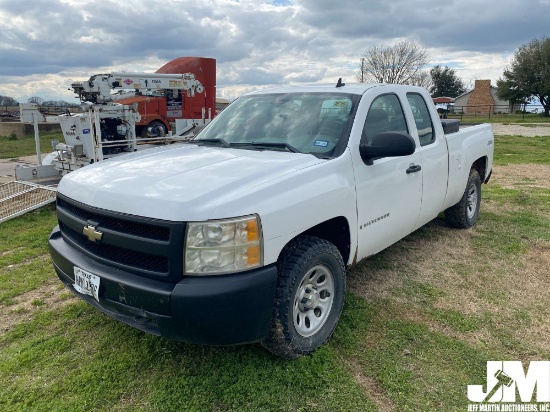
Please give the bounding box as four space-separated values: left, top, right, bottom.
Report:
352 92 423 259
404 92 449 228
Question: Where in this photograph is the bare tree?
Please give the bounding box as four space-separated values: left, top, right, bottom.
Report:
27 96 44 105
408 70 433 90
357 41 430 85
0 95 19 107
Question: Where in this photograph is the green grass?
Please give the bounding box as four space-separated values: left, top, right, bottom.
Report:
0 131 63 159
0 134 549 411
1 307 374 411
494 134 550 165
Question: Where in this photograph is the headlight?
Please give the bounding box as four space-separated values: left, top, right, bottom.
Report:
184 215 263 275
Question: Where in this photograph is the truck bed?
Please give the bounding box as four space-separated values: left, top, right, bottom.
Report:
443 123 494 208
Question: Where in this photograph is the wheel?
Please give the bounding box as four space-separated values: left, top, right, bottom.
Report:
141 121 166 138
261 236 346 359
445 169 481 228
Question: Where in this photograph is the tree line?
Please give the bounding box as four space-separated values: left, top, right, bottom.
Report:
0 95 77 108
357 37 550 117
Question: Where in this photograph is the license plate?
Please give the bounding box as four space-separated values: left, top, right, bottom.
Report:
73 266 100 302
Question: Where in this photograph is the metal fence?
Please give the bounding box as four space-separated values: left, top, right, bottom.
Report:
1 105 83 120
440 104 545 120
0 181 56 224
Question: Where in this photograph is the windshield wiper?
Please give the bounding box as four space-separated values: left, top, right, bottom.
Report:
192 138 230 148
231 142 300 153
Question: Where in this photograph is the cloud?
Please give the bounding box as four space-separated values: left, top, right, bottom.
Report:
0 0 548 102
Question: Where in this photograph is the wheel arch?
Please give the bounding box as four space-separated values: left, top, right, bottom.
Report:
276 216 351 265
471 156 488 183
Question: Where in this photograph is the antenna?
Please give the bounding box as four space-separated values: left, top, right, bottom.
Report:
336 78 345 88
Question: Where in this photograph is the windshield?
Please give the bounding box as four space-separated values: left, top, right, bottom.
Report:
194 92 359 157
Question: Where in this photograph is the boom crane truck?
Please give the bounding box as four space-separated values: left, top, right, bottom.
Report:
115 56 216 138
4 58 216 224
54 59 214 174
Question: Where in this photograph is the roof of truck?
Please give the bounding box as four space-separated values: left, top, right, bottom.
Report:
244 83 381 96
244 82 428 96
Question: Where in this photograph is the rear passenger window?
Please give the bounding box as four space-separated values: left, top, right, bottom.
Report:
361 94 408 146
406 93 434 146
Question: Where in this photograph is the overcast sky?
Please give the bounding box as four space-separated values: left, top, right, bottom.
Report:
0 0 548 103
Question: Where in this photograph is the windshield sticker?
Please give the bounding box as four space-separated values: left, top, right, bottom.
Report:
334 101 347 107
314 140 329 147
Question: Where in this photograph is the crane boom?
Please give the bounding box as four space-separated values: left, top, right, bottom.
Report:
71 72 204 104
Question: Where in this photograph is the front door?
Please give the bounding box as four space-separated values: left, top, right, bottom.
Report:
353 93 423 259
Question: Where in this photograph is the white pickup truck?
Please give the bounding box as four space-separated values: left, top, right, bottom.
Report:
49 83 494 359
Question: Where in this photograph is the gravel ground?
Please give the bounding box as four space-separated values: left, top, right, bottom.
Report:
491 123 550 136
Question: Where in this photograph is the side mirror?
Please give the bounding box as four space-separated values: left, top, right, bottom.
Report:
360 132 416 164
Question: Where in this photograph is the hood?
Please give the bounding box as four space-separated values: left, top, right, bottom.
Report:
58 144 323 221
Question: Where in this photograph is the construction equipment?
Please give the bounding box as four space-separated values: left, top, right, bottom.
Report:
16 58 215 175
71 72 204 104
54 71 203 171
3 58 216 224
112 57 216 137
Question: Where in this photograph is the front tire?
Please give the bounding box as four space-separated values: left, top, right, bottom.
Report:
261 236 345 359
445 169 482 228
141 121 167 138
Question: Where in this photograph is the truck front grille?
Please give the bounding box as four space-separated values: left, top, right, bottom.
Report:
59 222 169 272
56 194 185 281
57 197 170 241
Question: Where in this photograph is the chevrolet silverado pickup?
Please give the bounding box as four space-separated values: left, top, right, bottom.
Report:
49 82 494 359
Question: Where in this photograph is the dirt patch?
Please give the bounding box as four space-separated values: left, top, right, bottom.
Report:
340 356 396 412
0 282 76 336
348 220 475 306
1 247 25 257
491 164 550 190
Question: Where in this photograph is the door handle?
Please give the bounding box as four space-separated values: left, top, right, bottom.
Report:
406 164 422 174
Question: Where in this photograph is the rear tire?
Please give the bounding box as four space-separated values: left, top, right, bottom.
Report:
445 169 481 228
261 236 345 359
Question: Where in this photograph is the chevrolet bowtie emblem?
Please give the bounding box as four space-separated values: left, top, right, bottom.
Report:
83 225 103 242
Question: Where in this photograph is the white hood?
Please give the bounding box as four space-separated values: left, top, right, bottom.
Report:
58 144 323 221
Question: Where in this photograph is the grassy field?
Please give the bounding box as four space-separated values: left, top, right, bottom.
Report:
0 131 64 159
0 134 549 411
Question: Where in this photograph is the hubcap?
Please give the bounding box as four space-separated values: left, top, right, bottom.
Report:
466 183 478 219
293 264 335 337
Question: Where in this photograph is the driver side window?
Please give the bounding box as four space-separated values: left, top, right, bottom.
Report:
361 94 408 146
